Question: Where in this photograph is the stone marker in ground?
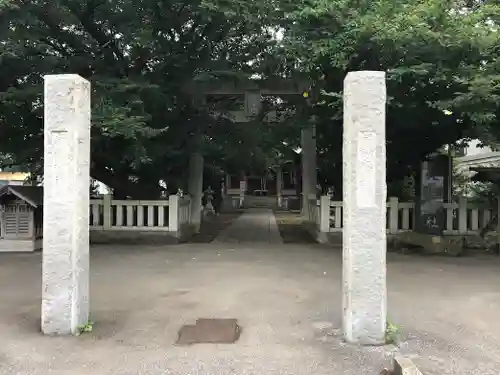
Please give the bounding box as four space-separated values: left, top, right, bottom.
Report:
42 74 91 335
342 71 387 345
177 318 241 345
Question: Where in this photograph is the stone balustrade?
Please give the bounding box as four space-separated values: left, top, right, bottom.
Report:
88 194 192 236
306 196 496 236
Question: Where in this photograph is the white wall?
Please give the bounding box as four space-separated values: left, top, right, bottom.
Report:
464 139 493 156
94 180 111 195
7 181 24 186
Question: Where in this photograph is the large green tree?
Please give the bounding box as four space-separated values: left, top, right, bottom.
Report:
0 0 289 197
276 0 500 193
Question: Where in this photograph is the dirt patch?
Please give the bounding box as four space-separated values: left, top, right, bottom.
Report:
188 212 242 243
274 212 316 244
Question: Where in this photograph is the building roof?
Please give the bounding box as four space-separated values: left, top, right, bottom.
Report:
0 171 30 182
455 151 500 169
0 185 43 207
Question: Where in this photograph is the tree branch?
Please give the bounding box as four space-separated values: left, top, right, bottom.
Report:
64 0 128 77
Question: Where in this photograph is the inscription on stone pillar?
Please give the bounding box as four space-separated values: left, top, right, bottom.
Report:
356 131 377 208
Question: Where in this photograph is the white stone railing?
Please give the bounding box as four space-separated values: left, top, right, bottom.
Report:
310 196 496 235
89 194 192 234
226 189 245 208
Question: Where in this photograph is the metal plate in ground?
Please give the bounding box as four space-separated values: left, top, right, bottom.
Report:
177 318 241 345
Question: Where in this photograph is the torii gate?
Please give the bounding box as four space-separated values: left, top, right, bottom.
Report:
183 76 310 120
182 77 316 219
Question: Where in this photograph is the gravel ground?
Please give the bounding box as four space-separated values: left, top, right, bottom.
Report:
1 209 499 375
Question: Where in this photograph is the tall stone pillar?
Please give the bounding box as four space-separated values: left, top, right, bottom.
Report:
188 152 204 231
342 71 387 345
301 126 317 217
42 74 91 335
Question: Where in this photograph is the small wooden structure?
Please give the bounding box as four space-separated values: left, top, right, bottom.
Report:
0 186 43 252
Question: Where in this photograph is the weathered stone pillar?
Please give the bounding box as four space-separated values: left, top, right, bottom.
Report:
188 152 204 232
342 71 387 345
301 126 317 217
42 74 91 335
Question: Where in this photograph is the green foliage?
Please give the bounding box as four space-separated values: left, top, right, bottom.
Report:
279 0 500 191
385 320 401 345
76 320 94 335
0 0 287 197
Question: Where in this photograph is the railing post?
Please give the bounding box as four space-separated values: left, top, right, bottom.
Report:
0 209 5 239
320 195 330 233
308 194 316 222
470 206 479 231
187 197 192 224
239 192 244 208
103 194 112 230
239 180 245 208
445 203 454 233
28 209 34 239
388 197 399 234
482 209 491 231
169 195 179 233
458 197 468 234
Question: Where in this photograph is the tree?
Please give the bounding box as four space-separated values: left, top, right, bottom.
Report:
276 0 500 194
0 0 289 197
